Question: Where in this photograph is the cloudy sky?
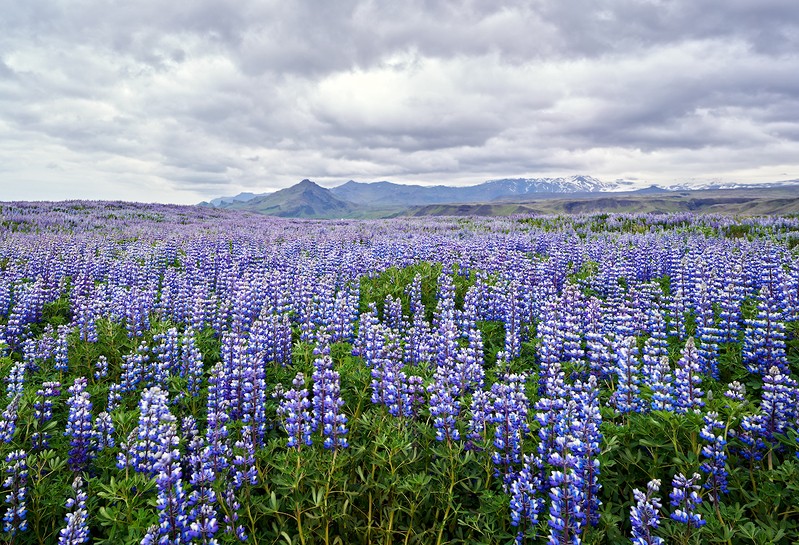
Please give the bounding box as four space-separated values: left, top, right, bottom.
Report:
1 1 798 203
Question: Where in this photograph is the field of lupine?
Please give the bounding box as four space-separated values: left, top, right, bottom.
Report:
0 201 798 545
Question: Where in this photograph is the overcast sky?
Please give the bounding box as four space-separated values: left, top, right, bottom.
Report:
1 1 798 203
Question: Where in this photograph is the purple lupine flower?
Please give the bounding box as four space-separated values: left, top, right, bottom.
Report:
699 412 728 506
694 280 720 378
466 390 491 451
733 414 766 462
546 400 586 544
153 443 189 545
723 381 746 403
669 473 706 529
221 486 247 542
673 338 704 414
428 365 461 444
187 445 219 544
32 381 60 450
573 376 603 527
0 393 21 443
384 293 405 332
181 328 204 399
491 374 529 485
58 475 89 545
509 456 542 545
329 283 359 343
630 479 664 545
106 382 122 413
152 326 180 385
312 356 348 450
404 297 434 367
74 297 98 344
666 258 692 340
54 325 70 372
94 355 108 381
2 450 28 536
129 386 178 476
743 284 788 375
65 377 93 472
715 263 744 344
757 366 798 451
4 360 25 399
502 279 524 359
649 356 674 412
120 341 148 393
278 373 313 450
205 363 231 476
232 428 259 488
453 327 485 396
610 336 645 414
92 411 115 451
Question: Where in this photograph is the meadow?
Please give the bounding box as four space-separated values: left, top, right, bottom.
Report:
0 201 798 545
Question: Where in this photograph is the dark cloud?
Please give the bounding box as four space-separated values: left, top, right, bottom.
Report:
0 0 797 202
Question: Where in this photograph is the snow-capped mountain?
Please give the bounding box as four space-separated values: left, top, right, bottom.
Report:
481 175 635 194
664 179 799 191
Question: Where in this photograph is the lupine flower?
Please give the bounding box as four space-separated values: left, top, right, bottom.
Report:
649 356 674 412
491 374 529 485
4 360 26 399
743 284 788 375
31 381 60 450
232 428 259 488
715 263 744 344
181 329 204 399
106 383 122 413
278 373 313 450
610 336 645 414
58 475 89 545
699 412 728 505
93 411 115 451
452 327 485 395
669 473 706 529
509 456 542 545
221 486 247 542
573 376 603 527
312 356 348 450
154 445 189 545
630 479 664 545
723 381 746 403
2 449 28 536
673 338 704 414
54 325 70 372
466 390 491 450
187 447 219 544
128 386 178 476
546 400 586 544
205 363 231 476
0 393 21 443
120 341 148 393
65 377 93 472
94 355 108 380
694 280 720 378
428 365 461 443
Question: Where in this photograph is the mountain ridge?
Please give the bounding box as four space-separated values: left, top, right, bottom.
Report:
200 177 799 218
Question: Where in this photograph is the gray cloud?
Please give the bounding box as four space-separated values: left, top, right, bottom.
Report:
0 0 798 202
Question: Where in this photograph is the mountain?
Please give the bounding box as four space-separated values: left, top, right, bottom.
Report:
229 179 356 218
665 179 799 191
329 175 631 207
208 191 270 207
200 176 799 218
407 187 799 217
